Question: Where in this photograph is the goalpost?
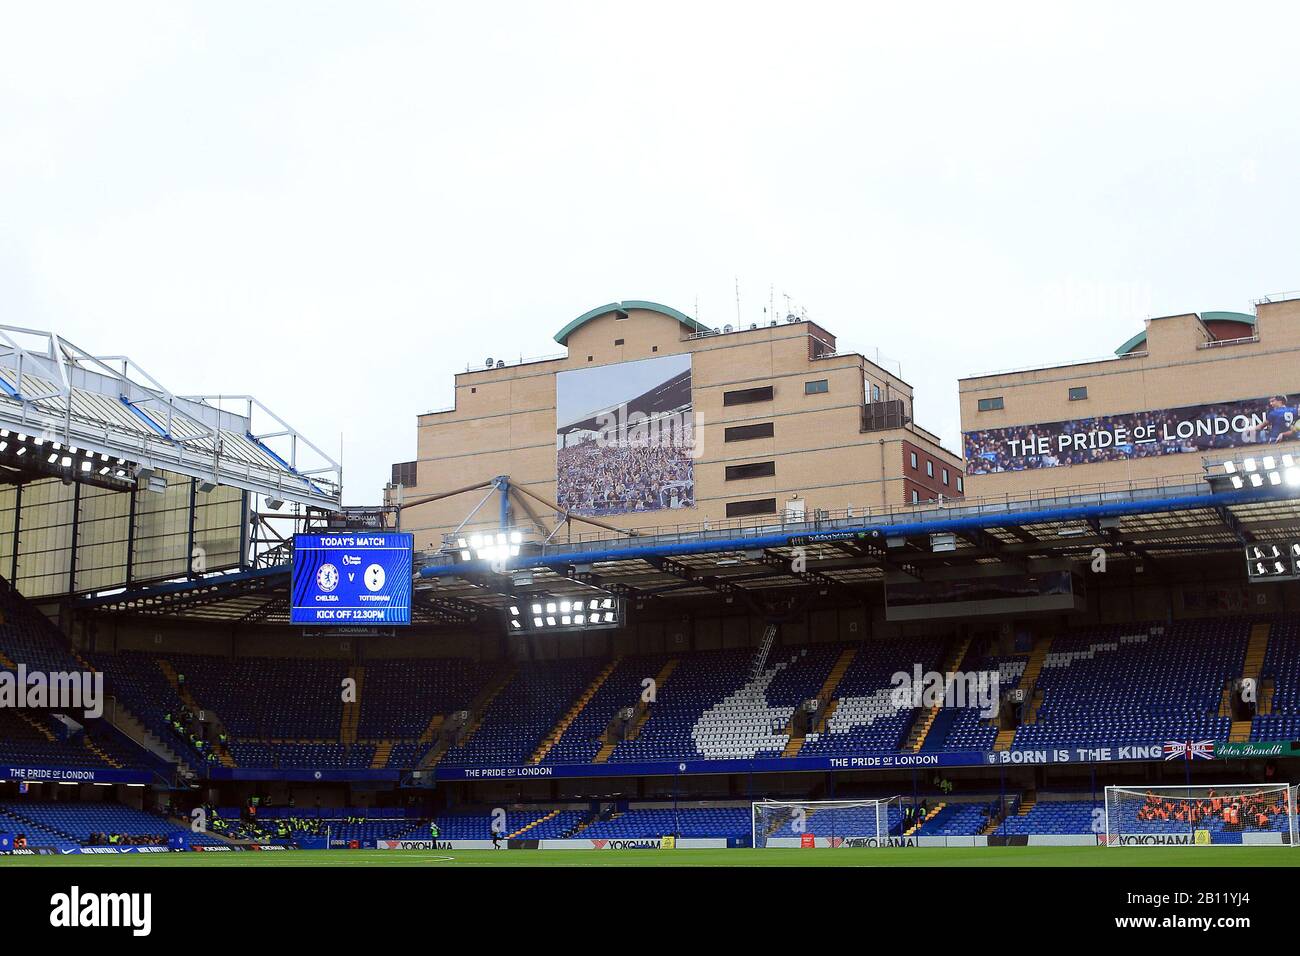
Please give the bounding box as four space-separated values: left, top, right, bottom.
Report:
1103 784 1297 847
751 797 902 848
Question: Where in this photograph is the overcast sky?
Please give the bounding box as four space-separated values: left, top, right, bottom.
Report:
3 2 1298 504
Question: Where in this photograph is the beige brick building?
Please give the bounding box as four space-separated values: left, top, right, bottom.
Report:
960 293 1300 498
388 300 962 551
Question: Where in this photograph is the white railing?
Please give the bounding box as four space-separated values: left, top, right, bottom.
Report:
1198 335 1259 350
1254 290 1300 305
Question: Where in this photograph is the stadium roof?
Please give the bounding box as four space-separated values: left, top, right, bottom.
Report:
77 473 1300 625
412 476 1300 616
553 301 707 346
0 324 341 509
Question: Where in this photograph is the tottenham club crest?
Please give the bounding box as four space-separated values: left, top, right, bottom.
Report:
316 563 340 593
364 563 386 592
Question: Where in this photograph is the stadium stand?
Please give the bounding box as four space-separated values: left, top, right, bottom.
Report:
0 800 225 849
1008 620 1244 750
61 614 1300 775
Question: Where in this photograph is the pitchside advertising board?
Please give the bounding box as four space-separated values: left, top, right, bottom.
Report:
290 532 413 626
964 393 1300 474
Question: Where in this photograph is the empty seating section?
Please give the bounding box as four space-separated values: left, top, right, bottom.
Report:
581 806 750 839
690 645 840 759
439 659 607 768
801 637 946 756
1010 621 1244 750
764 804 904 839
11 613 1300 779
0 585 155 772
0 585 81 674
542 655 673 765
0 800 224 849
357 658 497 740
174 653 348 740
912 802 991 836
0 709 107 767
606 649 752 763
997 800 1101 835
1256 618 1300 740
91 650 204 764
935 654 1025 751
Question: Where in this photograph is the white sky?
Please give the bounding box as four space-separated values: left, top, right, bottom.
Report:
2 1 1298 504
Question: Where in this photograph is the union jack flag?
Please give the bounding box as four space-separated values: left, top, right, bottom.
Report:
1163 739 1215 761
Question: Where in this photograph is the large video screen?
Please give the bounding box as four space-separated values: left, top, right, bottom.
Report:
964 393 1300 475
556 353 696 516
290 532 413 626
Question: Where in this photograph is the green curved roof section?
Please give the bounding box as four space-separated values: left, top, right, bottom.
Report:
553 300 708 345
1113 311 1255 356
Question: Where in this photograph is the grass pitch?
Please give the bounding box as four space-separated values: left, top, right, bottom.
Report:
2 846 1298 867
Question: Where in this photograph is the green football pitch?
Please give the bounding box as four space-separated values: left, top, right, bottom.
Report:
2 846 1298 867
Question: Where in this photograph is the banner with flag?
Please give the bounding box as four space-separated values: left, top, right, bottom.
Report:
1163 740 1215 761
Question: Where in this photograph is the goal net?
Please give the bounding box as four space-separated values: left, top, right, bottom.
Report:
751 797 902 848
1104 784 1296 847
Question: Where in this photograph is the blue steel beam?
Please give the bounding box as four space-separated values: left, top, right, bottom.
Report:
419 485 1298 579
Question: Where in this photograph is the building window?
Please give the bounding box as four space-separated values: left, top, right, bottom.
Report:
926 460 934 478
723 385 774 406
942 467 949 485
652 346 658 352
1069 386 1088 401
391 461 418 487
957 476 964 493
911 490 919 504
724 422 774 442
726 497 777 518
725 461 776 481
977 397 1004 412
910 451 918 469
804 379 829 395
614 338 625 346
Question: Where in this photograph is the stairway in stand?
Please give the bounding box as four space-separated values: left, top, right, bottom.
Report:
529 657 622 765
993 635 1052 752
905 636 972 752
597 658 679 763
370 740 393 769
784 647 857 758
1230 622 1270 742
905 802 945 836
341 665 364 746
157 659 236 767
508 809 561 838
420 664 517 769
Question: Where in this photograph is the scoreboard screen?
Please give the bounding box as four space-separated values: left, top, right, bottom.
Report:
290 532 414 626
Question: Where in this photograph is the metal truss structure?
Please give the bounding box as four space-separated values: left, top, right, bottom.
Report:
0 324 341 510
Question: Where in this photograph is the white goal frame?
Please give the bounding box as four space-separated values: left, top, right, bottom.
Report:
751 796 902 848
1103 784 1297 847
